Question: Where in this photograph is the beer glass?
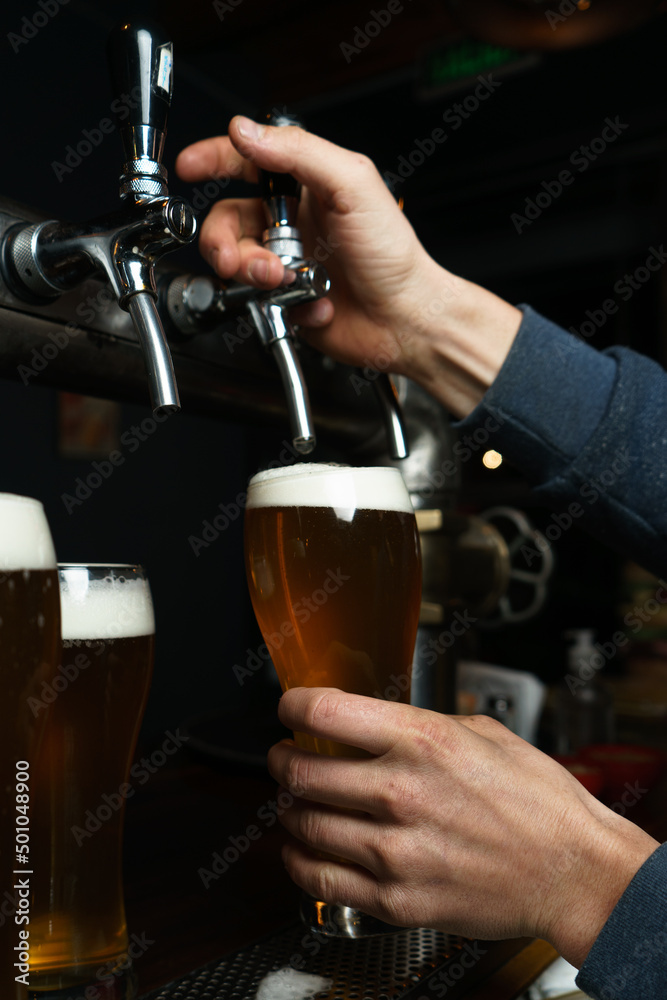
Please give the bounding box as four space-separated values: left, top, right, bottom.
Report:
244 464 421 936
29 564 155 994
0 494 59 1000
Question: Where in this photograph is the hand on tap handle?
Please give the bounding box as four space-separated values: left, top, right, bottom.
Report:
176 116 522 421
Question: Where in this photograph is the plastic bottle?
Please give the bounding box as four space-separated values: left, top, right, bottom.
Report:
555 629 615 754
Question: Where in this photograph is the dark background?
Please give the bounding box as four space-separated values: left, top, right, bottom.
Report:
0 0 665 740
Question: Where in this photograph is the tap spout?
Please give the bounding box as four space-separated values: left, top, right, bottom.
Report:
247 299 315 453
373 374 409 460
126 291 180 414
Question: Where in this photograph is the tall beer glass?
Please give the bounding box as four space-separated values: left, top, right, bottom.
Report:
244 464 421 936
0 494 59 1000
29 564 154 993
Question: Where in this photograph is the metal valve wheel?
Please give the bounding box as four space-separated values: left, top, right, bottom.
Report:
477 506 554 627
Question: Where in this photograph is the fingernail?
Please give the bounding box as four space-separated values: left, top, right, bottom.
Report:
236 117 265 142
248 258 270 283
281 268 297 286
208 247 219 269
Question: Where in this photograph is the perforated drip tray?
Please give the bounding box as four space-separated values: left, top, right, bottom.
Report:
140 923 529 1000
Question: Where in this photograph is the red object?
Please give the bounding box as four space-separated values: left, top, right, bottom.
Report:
580 744 665 804
552 754 605 797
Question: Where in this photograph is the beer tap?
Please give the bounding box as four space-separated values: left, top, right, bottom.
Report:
1 21 197 414
247 109 320 455
164 110 409 458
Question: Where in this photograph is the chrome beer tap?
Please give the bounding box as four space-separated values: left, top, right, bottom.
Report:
246 109 322 454
1 21 197 414
164 109 409 458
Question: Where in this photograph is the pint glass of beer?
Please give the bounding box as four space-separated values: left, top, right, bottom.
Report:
29 564 155 993
0 494 59 1000
244 463 421 936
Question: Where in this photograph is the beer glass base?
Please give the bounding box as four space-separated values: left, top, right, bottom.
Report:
28 961 137 1000
300 892 404 938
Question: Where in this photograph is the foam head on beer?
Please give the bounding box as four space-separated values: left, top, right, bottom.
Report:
59 566 155 641
246 463 414 514
0 492 57 569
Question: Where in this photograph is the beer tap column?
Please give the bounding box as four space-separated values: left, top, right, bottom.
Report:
1 21 197 415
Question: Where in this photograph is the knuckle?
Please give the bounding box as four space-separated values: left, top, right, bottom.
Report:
354 152 377 177
284 750 312 799
366 828 400 877
407 717 445 765
378 773 425 823
313 864 340 905
297 808 325 848
306 690 337 732
466 713 508 739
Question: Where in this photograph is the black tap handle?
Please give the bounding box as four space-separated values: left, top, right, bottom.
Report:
260 109 302 229
107 21 173 163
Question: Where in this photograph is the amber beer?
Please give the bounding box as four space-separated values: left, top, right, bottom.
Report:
29 565 154 989
0 495 59 1000
245 464 422 756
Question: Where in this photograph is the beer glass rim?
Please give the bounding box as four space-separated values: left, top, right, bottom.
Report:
58 563 144 570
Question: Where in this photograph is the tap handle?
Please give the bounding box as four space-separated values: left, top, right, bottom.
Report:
107 21 173 193
260 110 303 256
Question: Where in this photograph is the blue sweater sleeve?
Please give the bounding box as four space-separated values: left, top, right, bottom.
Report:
575 841 667 1000
456 305 667 577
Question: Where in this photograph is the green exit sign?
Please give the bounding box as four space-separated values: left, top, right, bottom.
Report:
418 39 539 99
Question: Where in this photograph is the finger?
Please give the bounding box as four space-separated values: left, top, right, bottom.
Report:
278 688 404 757
229 116 397 217
289 298 335 329
199 199 285 285
268 740 384 814
278 794 398 879
175 136 257 185
281 840 390 919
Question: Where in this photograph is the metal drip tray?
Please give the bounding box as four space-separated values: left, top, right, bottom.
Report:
141 924 529 1000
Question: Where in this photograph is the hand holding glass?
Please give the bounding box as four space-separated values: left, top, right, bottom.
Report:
245 464 421 936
